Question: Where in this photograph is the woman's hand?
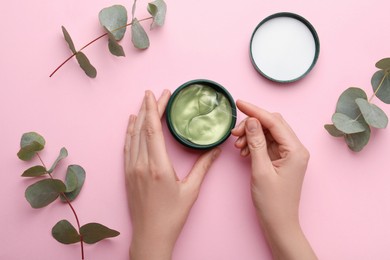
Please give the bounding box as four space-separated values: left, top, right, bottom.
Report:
124 90 221 260
231 100 317 260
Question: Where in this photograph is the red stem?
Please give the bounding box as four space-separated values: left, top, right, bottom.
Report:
37 153 85 260
49 17 153 77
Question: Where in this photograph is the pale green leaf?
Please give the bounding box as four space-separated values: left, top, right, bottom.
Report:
52 220 81 244
336 87 367 118
76 52 97 78
355 98 388 128
375 58 390 70
131 18 150 49
332 113 366 134
104 27 125 57
20 132 45 149
61 26 77 54
99 5 128 41
344 126 371 152
17 142 44 161
25 179 66 208
372 70 390 104
147 0 167 29
324 124 344 137
48 147 68 173
80 223 120 244
64 169 78 193
22 165 47 177
61 165 85 202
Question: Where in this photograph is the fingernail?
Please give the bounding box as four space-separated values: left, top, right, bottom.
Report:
212 148 221 159
246 119 259 133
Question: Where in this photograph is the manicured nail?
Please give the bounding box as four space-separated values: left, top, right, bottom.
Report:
246 118 259 132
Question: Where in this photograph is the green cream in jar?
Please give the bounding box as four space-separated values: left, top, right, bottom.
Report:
166 80 236 149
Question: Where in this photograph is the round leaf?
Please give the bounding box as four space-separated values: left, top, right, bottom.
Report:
99 5 128 41
344 126 371 152
336 87 367 118
61 26 77 54
76 52 97 78
25 179 66 208
324 124 344 137
17 142 44 161
371 70 390 104
61 165 86 202
64 169 78 193
355 98 388 128
48 147 68 173
375 58 390 70
104 27 126 57
332 113 366 134
52 220 81 244
131 18 150 49
147 0 167 29
80 223 120 244
22 165 47 177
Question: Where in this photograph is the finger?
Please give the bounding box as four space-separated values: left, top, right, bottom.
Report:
125 114 137 170
245 118 273 172
157 89 171 118
135 97 148 164
236 100 301 148
143 90 170 168
240 146 250 157
184 148 221 190
231 118 247 136
235 135 247 149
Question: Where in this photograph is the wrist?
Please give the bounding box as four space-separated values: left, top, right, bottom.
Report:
130 234 175 260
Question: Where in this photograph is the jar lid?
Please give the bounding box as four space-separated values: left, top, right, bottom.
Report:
250 12 320 83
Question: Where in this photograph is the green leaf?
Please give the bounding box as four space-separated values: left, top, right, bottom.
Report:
324 124 344 137
20 132 46 149
17 142 44 161
332 113 366 134
52 220 81 244
99 5 128 41
355 98 388 129
371 70 390 104
131 18 150 49
375 58 390 70
62 26 77 54
344 126 371 152
147 0 167 29
22 165 47 177
80 223 120 244
76 52 97 78
336 87 367 118
64 169 78 193
25 179 66 208
48 147 68 173
104 27 125 57
61 165 86 202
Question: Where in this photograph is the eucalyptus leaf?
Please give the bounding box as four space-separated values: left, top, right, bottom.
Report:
20 132 45 149
25 179 66 208
131 18 150 49
104 27 125 57
76 52 97 78
61 165 85 202
336 87 367 118
22 165 47 177
344 126 371 152
64 169 78 193
99 5 128 41
48 147 68 173
80 223 120 244
375 58 390 70
371 70 390 104
147 0 167 29
17 142 44 161
332 112 366 134
61 26 77 54
324 124 344 137
355 98 388 128
52 220 81 244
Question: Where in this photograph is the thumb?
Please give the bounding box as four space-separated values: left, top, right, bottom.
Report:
245 118 272 172
184 148 221 190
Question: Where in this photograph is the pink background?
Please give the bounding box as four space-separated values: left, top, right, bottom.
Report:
1 0 390 259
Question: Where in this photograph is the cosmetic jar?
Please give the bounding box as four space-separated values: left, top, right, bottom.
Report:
166 79 237 149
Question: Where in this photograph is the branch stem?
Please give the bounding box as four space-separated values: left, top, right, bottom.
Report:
49 16 153 77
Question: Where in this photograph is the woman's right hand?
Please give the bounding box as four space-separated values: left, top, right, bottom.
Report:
231 100 317 260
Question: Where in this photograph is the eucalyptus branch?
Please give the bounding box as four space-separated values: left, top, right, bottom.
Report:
49 17 153 77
